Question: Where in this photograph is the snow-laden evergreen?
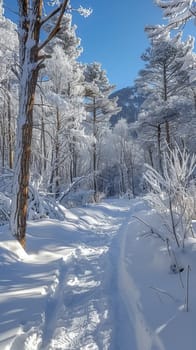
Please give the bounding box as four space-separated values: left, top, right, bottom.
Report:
135 27 195 174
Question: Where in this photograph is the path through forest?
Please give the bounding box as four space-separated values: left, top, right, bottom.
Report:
1 198 196 350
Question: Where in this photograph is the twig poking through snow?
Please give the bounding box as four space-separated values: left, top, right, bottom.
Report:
132 215 165 242
185 265 191 312
150 286 178 303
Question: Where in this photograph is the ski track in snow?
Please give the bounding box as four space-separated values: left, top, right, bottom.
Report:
41 247 111 350
118 205 165 350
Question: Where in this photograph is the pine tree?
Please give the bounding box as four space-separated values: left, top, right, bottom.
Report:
136 28 195 172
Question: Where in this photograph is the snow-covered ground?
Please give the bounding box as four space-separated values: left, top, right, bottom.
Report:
1 198 196 350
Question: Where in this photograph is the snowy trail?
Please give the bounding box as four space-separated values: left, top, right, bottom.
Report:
42 202 134 350
0 199 134 350
2 198 196 350
0 200 153 349
39 199 165 350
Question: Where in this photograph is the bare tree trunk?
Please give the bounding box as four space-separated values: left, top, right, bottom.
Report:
72 143 77 178
7 84 13 169
11 71 39 247
93 97 98 202
11 0 42 247
119 166 124 195
165 120 171 147
11 0 69 247
129 155 135 197
157 124 163 175
55 107 60 197
40 95 47 172
163 63 171 147
1 110 6 169
169 194 180 247
69 138 77 183
148 147 154 168
191 87 196 116
93 141 97 201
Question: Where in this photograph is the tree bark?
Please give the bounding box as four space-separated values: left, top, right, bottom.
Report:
165 120 171 147
1 109 5 169
55 106 60 197
148 147 154 168
11 0 69 247
69 137 77 183
163 63 171 147
157 124 163 175
11 0 42 247
40 95 47 172
11 64 39 248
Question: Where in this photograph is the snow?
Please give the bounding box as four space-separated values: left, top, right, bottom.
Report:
1 198 196 349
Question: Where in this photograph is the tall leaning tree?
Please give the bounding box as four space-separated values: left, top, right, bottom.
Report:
10 0 71 248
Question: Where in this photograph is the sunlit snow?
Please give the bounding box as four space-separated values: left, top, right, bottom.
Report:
1 198 196 349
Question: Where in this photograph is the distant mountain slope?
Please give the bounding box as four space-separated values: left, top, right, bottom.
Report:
110 86 143 126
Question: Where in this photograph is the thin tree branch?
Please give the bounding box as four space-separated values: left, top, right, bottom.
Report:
40 5 63 27
38 0 69 51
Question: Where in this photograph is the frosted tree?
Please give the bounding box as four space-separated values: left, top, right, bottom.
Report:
154 1 196 84
37 14 85 196
52 14 85 185
10 0 90 248
155 0 196 28
45 55 85 194
84 62 120 202
136 28 195 172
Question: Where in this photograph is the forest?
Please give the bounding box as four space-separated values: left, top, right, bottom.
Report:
0 0 194 248
0 1 196 348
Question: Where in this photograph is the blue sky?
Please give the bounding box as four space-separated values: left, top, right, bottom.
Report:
3 0 195 91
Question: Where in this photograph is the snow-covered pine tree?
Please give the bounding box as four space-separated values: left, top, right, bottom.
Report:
146 3 196 89
135 28 195 172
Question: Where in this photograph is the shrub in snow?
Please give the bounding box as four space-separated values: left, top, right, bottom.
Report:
144 145 196 248
0 170 66 222
28 186 66 221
